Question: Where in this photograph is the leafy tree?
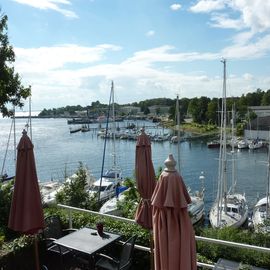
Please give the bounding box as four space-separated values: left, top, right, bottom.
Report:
56 163 99 210
0 12 31 117
261 89 270 105
198 96 211 123
187 98 200 122
117 178 139 219
169 97 189 123
206 98 219 125
188 97 210 123
0 181 13 238
180 97 190 119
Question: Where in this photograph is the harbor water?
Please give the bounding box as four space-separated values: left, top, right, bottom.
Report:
0 117 269 214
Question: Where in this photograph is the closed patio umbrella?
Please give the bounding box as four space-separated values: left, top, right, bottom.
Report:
151 154 196 270
134 128 156 270
135 128 156 229
8 130 45 270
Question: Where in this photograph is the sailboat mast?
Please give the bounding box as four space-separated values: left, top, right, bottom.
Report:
29 93 32 141
176 95 181 173
111 81 116 169
98 83 113 201
217 59 228 225
266 131 270 217
222 59 228 214
231 104 236 194
13 105 16 163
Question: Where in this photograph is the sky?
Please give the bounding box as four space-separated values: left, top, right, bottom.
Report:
2 0 270 111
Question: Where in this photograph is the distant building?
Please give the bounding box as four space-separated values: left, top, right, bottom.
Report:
244 115 270 140
119 106 141 115
244 106 270 140
149 105 170 116
74 110 88 117
249 106 270 117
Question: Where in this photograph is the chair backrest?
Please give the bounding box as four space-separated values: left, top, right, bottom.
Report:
43 215 63 239
119 236 137 269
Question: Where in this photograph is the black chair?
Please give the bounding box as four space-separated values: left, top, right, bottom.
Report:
95 235 137 270
43 215 77 269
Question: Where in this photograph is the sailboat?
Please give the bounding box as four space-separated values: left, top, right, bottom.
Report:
252 135 270 233
175 95 205 225
1 107 17 183
209 59 248 228
88 81 124 202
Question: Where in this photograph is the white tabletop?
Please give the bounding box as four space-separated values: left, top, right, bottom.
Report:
54 227 122 255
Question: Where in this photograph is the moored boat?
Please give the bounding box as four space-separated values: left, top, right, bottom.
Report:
207 140 220 148
237 139 248 149
252 138 270 232
81 125 90 132
209 59 248 229
40 180 64 204
99 188 129 215
210 194 248 228
70 127 82 133
248 138 263 150
252 197 270 233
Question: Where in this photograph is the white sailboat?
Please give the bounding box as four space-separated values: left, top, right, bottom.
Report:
89 81 123 201
209 59 248 228
252 136 270 233
175 95 205 225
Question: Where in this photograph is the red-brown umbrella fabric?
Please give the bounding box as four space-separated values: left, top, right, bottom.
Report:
8 130 44 270
9 130 44 233
135 128 156 229
151 154 196 270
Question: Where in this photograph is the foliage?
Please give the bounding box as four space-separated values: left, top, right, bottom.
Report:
181 122 218 134
206 98 219 125
4 235 34 253
197 226 270 268
0 181 14 238
0 12 31 117
156 166 163 179
168 97 187 123
55 162 100 210
38 89 270 129
117 178 139 219
42 206 270 268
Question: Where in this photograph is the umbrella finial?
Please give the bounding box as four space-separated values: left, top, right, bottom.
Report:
164 154 176 172
22 129 27 135
140 128 145 134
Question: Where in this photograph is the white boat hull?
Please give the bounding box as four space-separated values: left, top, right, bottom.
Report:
248 140 263 149
209 193 248 228
188 197 204 225
252 197 270 233
40 181 63 204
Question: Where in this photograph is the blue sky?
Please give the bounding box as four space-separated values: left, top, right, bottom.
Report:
2 0 270 111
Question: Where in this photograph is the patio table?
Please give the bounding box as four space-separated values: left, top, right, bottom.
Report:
54 227 122 268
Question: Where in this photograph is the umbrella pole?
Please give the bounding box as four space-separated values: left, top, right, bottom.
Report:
150 230 155 270
34 235 40 270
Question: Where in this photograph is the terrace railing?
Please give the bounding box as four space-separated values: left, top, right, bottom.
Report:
58 204 270 269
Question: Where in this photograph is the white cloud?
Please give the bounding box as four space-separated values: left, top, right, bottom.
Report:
190 1 270 34
210 14 244 29
146 30 155 37
13 43 270 110
222 34 270 59
12 0 78 18
243 73 253 80
230 0 270 32
123 46 219 66
170 4 182 11
190 0 226 13
15 44 122 72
